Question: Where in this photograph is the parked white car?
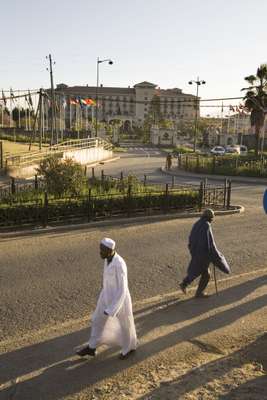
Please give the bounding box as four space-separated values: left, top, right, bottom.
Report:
225 145 248 156
239 145 248 155
225 145 240 154
210 146 225 156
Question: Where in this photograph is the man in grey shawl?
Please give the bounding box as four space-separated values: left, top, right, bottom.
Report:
179 208 230 298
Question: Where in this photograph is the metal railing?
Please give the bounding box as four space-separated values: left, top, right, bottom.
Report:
5 138 113 168
177 153 267 176
0 171 232 228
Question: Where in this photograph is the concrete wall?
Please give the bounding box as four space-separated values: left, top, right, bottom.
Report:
7 146 113 178
63 146 112 165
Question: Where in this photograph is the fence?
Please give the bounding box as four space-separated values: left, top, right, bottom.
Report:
4 137 112 168
177 154 267 177
0 171 232 229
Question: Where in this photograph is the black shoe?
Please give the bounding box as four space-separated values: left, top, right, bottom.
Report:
195 292 210 299
119 349 136 360
76 346 96 357
179 282 187 294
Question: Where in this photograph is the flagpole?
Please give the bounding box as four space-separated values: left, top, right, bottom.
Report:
77 104 80 139
25 102 28 131
220 101 223 136
62 97 65 141
59 96 61 141
9 89 12 129
69 98 72 133
18 92 21 129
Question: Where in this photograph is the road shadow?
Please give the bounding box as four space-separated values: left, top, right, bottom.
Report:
138 333 267 400
137 274 267 338
0 278 266 400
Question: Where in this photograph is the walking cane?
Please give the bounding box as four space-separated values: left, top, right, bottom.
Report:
213 265 219 296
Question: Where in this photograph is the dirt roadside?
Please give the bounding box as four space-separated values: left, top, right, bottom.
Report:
1 269 267 400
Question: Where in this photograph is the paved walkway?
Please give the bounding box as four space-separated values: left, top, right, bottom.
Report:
1 269 266 399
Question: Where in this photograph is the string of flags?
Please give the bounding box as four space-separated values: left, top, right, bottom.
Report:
229 104 249 114
69 97 96 107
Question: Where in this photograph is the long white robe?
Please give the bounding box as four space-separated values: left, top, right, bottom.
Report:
88 253 137 355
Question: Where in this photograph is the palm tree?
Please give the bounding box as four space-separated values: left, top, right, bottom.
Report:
242 64 267 155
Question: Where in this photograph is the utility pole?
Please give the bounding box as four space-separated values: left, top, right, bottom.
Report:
188 77 206 152
95 58 113 137
39 88 44 150
46 54 57 145
0 140 3 169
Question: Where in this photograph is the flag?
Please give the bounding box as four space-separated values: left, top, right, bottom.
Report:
229 105 235 112
84 98 96 106
62 96 67 108
1 90 7 106
25 95 30 107
70 98 78 105
10 88 16 104
28 90 33 107
77 96 86 109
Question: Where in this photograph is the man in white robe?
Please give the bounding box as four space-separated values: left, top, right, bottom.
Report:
76 238 137 360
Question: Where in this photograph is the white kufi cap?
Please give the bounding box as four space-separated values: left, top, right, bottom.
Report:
100 237 116 250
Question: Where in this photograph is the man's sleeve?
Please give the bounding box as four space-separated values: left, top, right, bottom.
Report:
105 262 127 317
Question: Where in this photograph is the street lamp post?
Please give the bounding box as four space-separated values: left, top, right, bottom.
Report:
188 77 206 152
95 57 113 137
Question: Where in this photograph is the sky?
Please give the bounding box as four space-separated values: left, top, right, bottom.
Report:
0 0 266 115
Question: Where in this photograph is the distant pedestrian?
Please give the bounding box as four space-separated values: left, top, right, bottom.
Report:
166 153 172 170
76 238 137 360
179 209 230 298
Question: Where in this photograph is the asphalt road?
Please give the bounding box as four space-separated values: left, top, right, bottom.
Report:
0 145 266 341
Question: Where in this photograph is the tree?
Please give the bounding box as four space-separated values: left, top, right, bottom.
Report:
242 64 267 155
12 107 26 127
37 155 87 197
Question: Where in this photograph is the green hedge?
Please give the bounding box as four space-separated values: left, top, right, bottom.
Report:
178 154 267 177
0 190 199 227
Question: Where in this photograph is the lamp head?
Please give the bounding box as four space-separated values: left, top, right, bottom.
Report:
188 81 193 85
108 60 113 65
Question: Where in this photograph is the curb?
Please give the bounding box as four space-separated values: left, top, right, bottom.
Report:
82 156 121 169
0 205 244 239
161 166 267 185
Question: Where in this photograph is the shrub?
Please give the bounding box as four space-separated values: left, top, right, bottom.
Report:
37 155 87 197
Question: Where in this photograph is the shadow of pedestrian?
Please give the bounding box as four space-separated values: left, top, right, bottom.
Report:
136 274 267 338
0 283 266 400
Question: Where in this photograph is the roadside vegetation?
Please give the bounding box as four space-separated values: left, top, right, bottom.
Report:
177 153 267 177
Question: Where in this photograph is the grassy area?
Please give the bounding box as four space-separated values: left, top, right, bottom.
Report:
112 146 128 153
161 146 194 155
1 140 46 157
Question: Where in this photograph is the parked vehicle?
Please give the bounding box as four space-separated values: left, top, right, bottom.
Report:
225 145 240 154
239 145 248 155
225 145 248 156
210 146 225 156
